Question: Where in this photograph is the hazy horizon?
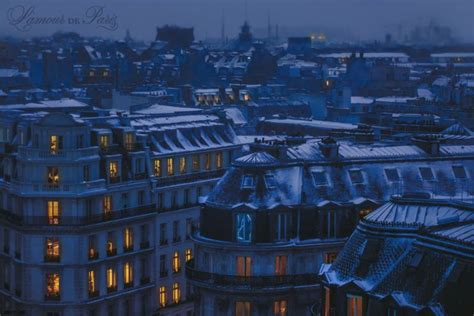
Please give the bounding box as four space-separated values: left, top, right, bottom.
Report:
1 0 473 43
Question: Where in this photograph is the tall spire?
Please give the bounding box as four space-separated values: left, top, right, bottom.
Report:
221 9 226 44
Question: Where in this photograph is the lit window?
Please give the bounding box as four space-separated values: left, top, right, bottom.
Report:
274 300 287 316
216 152 223 169
123 227 133 251
347 294 363 316
185 248 193 262
47 167 59 186
204 153 211 170
384 168 400 182
419 167 435 181
192 155 200 171
45 238 60 261
264 174 277 189
359 208 372 219
348 169 364 184
275 255 287 276
47 200 60 225
154 159 161 177
159 286 166 307
124 262 133 286
45 273 60 299
172 251 181 273
99 135 109 149
235 301 251 316
103 196 112 215
312 170 328 186
179 157 186 174
236 213 252 242
324 252 338 263
88 270 97 295
124 133 133 150
324 287 331 316
106 268 117 291
50 135 63 154
452 165 467 179
106 232 116 256
236 256 251 277
241 175 255 189
172 283 180 304
167 158 174 176
109 161 119 179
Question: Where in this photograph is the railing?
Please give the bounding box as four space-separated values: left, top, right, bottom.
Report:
154 169 225 187
10 179 106 194
44 254 61 263
18 147 98 160
186 260 320 288
0 203 156 226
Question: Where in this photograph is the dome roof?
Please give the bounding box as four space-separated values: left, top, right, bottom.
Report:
234 151 279 167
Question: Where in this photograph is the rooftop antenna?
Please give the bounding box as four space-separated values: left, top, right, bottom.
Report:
244 0 248 21
267 10 272 39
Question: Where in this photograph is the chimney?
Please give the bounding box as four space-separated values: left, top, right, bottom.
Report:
318 137 339 159
412 135 440 156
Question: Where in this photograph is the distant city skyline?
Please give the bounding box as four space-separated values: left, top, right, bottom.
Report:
1 0 473 43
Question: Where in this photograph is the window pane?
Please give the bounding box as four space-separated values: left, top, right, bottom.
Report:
384 168 400 182
453 165 467 179
349 169 364 184
236 213 252 242
312 170 328 185
419 167 434 180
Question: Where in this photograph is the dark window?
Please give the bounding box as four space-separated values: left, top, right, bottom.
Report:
241 175 255 189
348 169 364 184
264 174 277 189
419 167 435 181
312 170 328 186
384 168 400 182
452 165 467 179
83 165 90 182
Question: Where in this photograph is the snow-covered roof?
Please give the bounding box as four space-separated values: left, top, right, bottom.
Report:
134 104 201 115
265 118 358 131
431 52 474 58
224 108 247 126
351 96 374 104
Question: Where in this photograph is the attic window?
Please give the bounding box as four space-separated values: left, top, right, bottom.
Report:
348 169 364 184
264 174 276 189
241 175 255 189
408 251 424 270
419 167 435 181
452 165 467 179
384 168 400 182
312 170 328 186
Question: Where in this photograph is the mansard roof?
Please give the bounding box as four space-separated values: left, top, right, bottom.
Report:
36 112 86 127
323 198 474 314
234 151 279 167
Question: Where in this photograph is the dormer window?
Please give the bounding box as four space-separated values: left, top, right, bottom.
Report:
241 175 255 189
124 133 133 151
419 167 435 181
384 168 400 182
264 174 276 189
348 169 364 184
236 213 252 242
452 165 467 179
312 170 328 186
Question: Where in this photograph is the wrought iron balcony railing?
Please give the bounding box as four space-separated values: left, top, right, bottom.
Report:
186 259 320 288
0 203 156 226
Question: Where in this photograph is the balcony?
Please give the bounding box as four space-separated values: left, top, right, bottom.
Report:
18 146 99 161
159 239 168 246
45 292 61 301
124 281 134 289
160 271 168 278
123 245 134 253
186 260 320 289
109 176 121 184
140 241 150 249
44 254 61 263
154 169 225 188
173 236 181 243
9 179 106 195
106 248 117 257
134 172 147 180
107 285 117 293
0 203 156 226
140 276 150 285
88 250 99 261
88 289 99 298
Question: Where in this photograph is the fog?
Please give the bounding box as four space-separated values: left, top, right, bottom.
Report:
1 0 473 43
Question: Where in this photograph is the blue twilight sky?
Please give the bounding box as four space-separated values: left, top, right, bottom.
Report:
1 0 473 42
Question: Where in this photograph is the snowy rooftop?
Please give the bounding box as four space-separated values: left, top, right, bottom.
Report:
351 96 374 104
133 104 201 115
265 118 358 130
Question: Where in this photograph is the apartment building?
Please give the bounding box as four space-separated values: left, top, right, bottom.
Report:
0 106 243 316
